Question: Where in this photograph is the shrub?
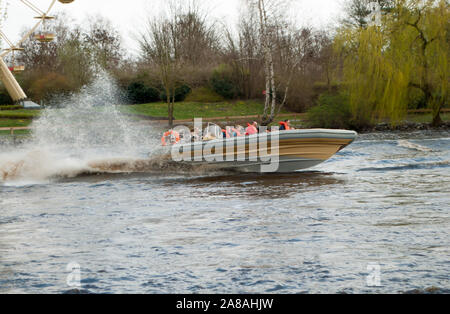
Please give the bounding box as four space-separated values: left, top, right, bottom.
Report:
185 87 225 103
307 93 355 129
0 93 13 106
210 64 239 99
407 88 427 109
0 105 23 111
28 72 72 103
127 82 160 104
160 84 191 102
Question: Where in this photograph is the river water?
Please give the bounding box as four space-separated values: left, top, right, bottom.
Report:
0 75 449 294
0 129 448 294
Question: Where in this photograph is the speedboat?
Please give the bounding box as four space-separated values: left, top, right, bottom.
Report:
165 128 357 173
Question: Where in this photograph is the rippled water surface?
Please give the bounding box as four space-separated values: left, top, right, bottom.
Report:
1 130 449 294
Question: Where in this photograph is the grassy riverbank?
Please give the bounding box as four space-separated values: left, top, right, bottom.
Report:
0 109 41 120
403 113 450 124
0 101 449 132
117 100 291 120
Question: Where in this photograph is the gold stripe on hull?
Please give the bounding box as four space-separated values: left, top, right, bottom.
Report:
278 138 352 160
185 138 353 162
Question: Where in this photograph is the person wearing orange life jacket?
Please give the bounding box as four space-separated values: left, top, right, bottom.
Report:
222 128 231 139
161 129 180 146
226 126 236 138
230 126 242 137
279 120 291 131
245 121 259 136
191 127 201 142
235 125 245 136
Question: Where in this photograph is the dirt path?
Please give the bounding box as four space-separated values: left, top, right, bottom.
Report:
152 113 307 124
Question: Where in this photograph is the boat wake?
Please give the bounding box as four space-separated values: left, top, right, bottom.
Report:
0 149 89 183
0 71 209 186
0 150 207 185
357 160 449 172
398 140 433 152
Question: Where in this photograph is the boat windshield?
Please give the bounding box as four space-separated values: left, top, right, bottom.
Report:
203 123 221 140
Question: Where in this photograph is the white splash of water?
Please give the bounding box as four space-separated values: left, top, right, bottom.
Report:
0 71 163 184
398 140 433 152
0 148 90 184
32 72 156 155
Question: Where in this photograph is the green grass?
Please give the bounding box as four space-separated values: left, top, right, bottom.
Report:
0 129 31 136
0 119 32 137
404 113 450 124
0 103 447 135
184 87 225 103
0 119 32 128
118 100 290 120
268 114 307 127
0 109 41 120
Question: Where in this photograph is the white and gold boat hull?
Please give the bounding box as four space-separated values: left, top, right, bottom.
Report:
168 129 358 173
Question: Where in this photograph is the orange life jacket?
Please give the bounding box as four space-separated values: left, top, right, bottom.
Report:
279 121 290 131
246 123 258 136
231 128 241 137
161 130 180 146
222 129 231 139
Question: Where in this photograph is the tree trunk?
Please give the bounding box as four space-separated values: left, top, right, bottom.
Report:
258 0 277 126
258 0 271 124
431 106 443 127
326 61 332 92
269 52 276 120
423 84 442 127
168 102 174 128
406 15 442 127
262 58 271 124
167 91 174 128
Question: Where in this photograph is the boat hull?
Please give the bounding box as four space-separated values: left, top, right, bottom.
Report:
167 129 358 173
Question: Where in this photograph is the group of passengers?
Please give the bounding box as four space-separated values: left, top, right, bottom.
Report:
207 120 293 141
162 120 294 146
220 120 294 139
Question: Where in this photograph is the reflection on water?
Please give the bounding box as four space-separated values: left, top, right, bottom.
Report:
176 172 344 199
0 131 449 294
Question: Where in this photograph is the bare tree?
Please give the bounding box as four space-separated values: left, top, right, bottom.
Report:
15 14 69 73
15 13 124 99
249 0 299 125
83 16 124 72
139 2 220 126
224 10 263 99
58 25 93 90
0 0 7 28
343 0 395 28
315 31 335 91
140 18 181 127
224 1 332 116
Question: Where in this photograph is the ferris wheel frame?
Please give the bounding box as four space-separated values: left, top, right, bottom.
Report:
0 0 62 58
0 0 74 105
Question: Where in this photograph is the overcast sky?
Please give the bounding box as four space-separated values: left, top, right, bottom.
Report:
1 0 345 56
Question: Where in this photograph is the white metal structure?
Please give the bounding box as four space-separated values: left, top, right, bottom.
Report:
0 0 74 104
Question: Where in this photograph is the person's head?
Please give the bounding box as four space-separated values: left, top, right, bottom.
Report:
253 121 258 127
285 120 290 125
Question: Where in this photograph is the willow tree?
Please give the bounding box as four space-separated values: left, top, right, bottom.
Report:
336 0 449 126
403 0 449 126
